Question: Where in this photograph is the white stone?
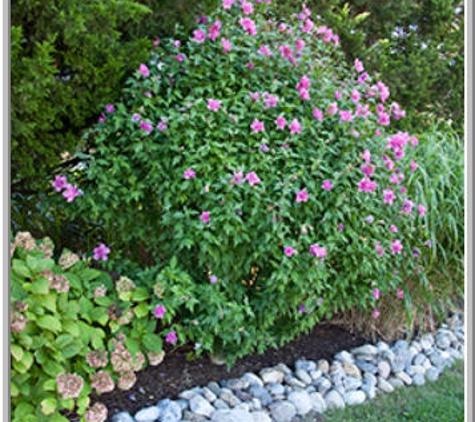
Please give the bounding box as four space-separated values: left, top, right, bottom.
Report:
251 411 272 422
309 392 327 413
288 391 313 415
189 395 215 418
260 368 285 384
344 390 366 406
135 406 160 422
269 401 297 422
325 389 345 409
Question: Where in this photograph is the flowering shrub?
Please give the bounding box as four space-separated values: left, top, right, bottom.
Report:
10 233 169 422
62 0 430 362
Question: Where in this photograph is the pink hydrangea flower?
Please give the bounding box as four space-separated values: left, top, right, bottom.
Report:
165 331 178 344
309 244 327 259
250 118 265 133
296 188 309 203
295 39 305 51
279 45 294 60
284 246 297 257
322 180 333 191
241 0 254 14
358 178 377 193
351 89 361 103
207 99 222 112
289 118 302 135
263 92 278 107
372 288 380 299
299 89 310 100
193 29 207 43
358 72 369 84
200 212 211 223
208 20 222 41
296 75 311 90
390 240 403 254
245 172 261 186
275 116 287 130
354 58 364 73
223 0 235 9
52 175 68 192
377 81 390 102
378 112 391 126
258 45 272 56
301 18 314 33
154 305 166 319
383 189 396 205
139 64 150 77
313 108 323 121
339 110 353 122
327 102 338 115
418 204 426 217
63 184 83 202
184 168 196 179
221 37 232 53
93 244 110 261
240 17 257 36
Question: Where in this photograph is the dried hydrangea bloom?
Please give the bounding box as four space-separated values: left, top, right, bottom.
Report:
147 350 165 366
111 343 134 373
130 351 145 372
10 242 16 258
153 280 165 299
58 250 80 269
49 274 70 293
91 371 115 394
106 304 120 321
56 373 84 399
86 350 109 368
13 301 28 313
10 311 28 333
84 402 108 422
117 309 134 326
115 276 136 294
14 232 36 251
40 269 55 282
117 371 136 390
94 285 107 298
38 237 55 259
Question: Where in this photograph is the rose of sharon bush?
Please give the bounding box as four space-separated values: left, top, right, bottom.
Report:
66 1 429 361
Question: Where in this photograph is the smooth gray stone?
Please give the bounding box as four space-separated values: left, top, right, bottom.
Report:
179 390 199 400
377 377 395 393
388 377 405 389
135 406 160 422
112 412 136 422
334 350 354 364
226 378 250 391
250 398 262 411
234 390 252 401
182 410 207 422
220 389 241 407
309 370 323 381
288 390 313 415
317 359 330 374
295 359 317 373
214 399 230 410
189 395 215 418
266 383 285 397
202 387 217 403
414 353 428 366
295 369 312 385
260 368 285 384
275 363 293 375
207 382 221 396
325 390 345 409
314 377 332 395
309 392 327 413
211 408 254 422
157 399 182 422
425 367 440 382
343 376 363 391
363 372 377 388
354 360 378 374
176 399 189 411
413 373 426 386
420 334 435 350
395 371 412 385
284 374 306 388
269 401 297 422
344 390 366 406
243 372 264 387
351 344 379 357
251 411 272 422
343 362 362 379
250 385 273 406
377 361 391 379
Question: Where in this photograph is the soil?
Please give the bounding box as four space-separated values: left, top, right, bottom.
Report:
92 321 369 419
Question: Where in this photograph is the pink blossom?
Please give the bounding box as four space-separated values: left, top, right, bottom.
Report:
250 118 265 133
93 244 110 261
418 204 426 217
165 331 178 344
358 178 377 193
140 121 153 135
233 171 244 184
296 75 311 90
338 223 345 231
383 189 396 205
223 0 235 9
339 110 353 122
372 288 381 299
278 23 287 32
295 39 305 50
221 37 232 53
105 104 115 113
241 1 254 14
327 102 338 115
298 304 307 314
389 174 400 184
63 184 83 202
263 92 278 107
375 242 385 257
245 171 261 186
358 72 369 84
377 81 390 102
378 112 390 126
299 89 310 100
173 40 181 47
351 88 361 103
249 91 260 101
210 275 218 284
157 122 167 131
275 116 287 130
366 215 374 223
390 240 403 254
334 91 342 100
154 305 166 319
410 136 419 149
296 188 309 203
322 180 333 191
362 149 371 163
323 28 333 43
52 175 68 192
258 45 272 56
207 99 222 112
98 113 106 123
240 17 257 36
390 225 398 233
176 54 185 62
313 108 323 121
284 246 297 257
139 64 150 77
209 20 222 41
383 156 395 171
184 168 196 179
410 159 418 172
309 244 327 259
401 198 414 214
289 118 302 135
397 288 404 299
193 29 207 43
301 18 314 33
200 212 211 223
355 58 364 73
279 45 294 60
360 164 375 177
372 309 380 319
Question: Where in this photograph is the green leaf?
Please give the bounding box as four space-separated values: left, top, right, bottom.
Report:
41 397 57 415
11 344 24 362
30 277 51 294
90 307 109 326
40 292 57 312
12 259 32 279
94 296 112 307
27 255 53 273
49 414 70 422
133 302 150 318
62 320 80 337
43 379 56 391
132 286 151 302
14 402 34 419
42 360 64 378
125 337 141 355
36 315 62 333
55 334 74 349
142 333 163 352
11 380 20 397
61 341 84 358
78 268 101 282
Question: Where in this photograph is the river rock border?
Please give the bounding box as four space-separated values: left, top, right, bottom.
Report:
111 312 464 422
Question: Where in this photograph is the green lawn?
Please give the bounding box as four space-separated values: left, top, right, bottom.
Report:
306 360 464 422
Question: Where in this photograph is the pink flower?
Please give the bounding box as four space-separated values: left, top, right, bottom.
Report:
410 136 419 149
354 58 364 73
327 102 338 115
207 99 222 112
184 168 196 179
240 17 257 35
200 212 211 223
173 40 181 47
296 188 309 203
313 108 323 121
401 198 414 214
52 175 68 192
250 118 265 133
322 180 333 191
298 304 307 314
295 39 305 50
154 305 166 319
390 225 398 233
139 64 150 77
390 240 403 254
193 29 207 43
372 309 380 319
233 171 244 184
98 113 106 123
309 244 327 259
334 91 342 100
378 112 390 126
301 18 314 33
165 331 178 345
351 89 361 103
377 81 390 102
289 118 302 135
362 149 371 163
339 110 353 122
258 45 272 56
358 178 377 193
358 72 369 84
105 104 115 113
372 288 380 299
284 246 297 257
93 244 110 261
221 37 232 53
263 92 278 107
418 204 426 217
249 91 260 101
410 159 418 172
210 275 218 284
375 242 385 258
241 1 254 14
338 223 344 231
279 45 294 60
176 54 185 62
245 172 261 186
296 75 311 90
383 189 396 205
157 122 167 131
397 288 404 299
208 20 222 41
140 121 153 135
299 89 310 100
223 0 235 9
275 116 287 130
63 184 83 202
